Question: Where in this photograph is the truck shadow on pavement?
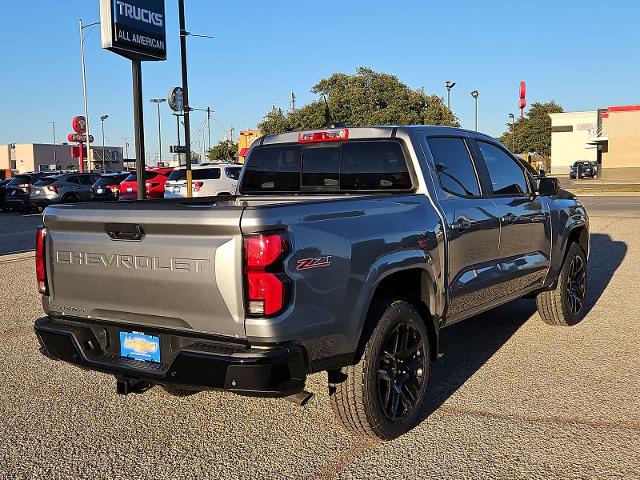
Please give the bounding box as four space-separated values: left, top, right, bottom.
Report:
423 232 626 417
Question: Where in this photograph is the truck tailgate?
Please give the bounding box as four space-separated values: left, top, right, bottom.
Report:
42 201 246 338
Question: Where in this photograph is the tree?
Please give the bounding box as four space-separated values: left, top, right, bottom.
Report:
499 101 564 158
258 67 459 134
206 139 237 162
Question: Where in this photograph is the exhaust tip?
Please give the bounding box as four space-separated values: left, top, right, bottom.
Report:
285 390 314 407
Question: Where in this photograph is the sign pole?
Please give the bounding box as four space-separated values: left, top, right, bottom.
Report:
178 0 192 198
132 60 147 200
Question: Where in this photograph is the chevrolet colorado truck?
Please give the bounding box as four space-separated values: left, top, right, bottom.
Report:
34 126 589 440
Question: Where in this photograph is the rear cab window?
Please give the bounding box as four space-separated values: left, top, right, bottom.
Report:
240 140 412 193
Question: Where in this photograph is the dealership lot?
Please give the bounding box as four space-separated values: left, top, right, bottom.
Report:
1 198 639 479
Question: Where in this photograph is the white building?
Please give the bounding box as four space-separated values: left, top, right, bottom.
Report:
548 111 598 174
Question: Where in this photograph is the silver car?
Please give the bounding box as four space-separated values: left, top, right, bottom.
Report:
30 173 100 209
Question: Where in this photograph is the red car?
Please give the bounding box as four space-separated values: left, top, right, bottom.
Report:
118 168 173 200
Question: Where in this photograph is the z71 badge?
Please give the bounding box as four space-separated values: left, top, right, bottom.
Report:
297 255 332 271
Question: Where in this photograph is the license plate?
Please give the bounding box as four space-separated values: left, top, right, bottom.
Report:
172 186 181 193
120 331 160 362
127 187 133 193
97 188 104 194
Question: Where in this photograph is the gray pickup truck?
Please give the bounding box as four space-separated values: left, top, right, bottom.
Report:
34 126 589 440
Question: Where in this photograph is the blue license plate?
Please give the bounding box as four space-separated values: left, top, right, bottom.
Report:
120 331 160 363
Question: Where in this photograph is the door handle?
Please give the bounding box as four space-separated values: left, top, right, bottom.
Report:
501 213 517 224
105 223 145 241
450 218 471 232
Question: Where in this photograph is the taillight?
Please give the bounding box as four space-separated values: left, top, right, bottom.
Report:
298 128 349 143
35 226 48 295
244 233 290 316
147 182 160 188
46 185 58 193
108 185 119 193
193 181 204 192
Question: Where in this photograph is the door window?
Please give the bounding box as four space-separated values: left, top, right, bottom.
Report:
477 142 529 196
427 137 480 197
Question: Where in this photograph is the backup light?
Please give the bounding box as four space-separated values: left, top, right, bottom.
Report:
298 128 349 144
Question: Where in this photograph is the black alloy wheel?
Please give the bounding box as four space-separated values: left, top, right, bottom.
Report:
377 321 427 421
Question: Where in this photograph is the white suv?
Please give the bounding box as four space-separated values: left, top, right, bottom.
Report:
164 163 242 198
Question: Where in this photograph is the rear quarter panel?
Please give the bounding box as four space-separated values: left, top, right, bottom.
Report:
240 195 442 368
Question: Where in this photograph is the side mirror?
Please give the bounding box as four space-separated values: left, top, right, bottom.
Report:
537 177 560 196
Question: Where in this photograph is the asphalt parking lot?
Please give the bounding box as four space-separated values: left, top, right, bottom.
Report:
1 198 639 479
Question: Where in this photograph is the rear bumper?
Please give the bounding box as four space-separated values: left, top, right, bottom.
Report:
34 316 307 397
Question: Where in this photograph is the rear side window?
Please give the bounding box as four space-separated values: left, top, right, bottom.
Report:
34 177 57 186
66 176 81 185
225 167 242 180
427 137 480 197
241 141 411 193
124 171 158 182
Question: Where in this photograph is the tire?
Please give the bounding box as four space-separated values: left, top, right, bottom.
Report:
62 194 79 204
328 299 431 440
536 242 588 326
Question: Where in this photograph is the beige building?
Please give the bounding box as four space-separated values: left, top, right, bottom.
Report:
0 143 124 175
550 105 640 179
548 111 598 174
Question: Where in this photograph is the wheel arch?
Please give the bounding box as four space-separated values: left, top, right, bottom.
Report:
353 265 439 366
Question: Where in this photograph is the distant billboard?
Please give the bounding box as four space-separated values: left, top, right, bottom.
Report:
100 0 167 61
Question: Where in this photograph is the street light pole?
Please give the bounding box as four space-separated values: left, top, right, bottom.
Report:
508 113 516 152
45 121 56 169
471 90 479 131
150 98 166 165
445 81 456 110
78 19 99 172
100 115 108 173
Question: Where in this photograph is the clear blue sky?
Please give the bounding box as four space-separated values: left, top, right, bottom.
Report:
1 0 639 161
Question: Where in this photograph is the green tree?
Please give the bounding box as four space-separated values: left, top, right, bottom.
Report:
206 139 238 162
258 67 459 134
499 101 563 157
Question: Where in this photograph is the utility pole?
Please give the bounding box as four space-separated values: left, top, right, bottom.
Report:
290 91 296 111
178 0 193 197
123 137 130 161
206 107 212 152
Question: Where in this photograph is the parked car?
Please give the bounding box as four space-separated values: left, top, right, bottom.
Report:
569 160 596 179
30 172 101 210
34 126 589 440
90 172 130 201
2 172 47 212
0 179 10 208
118 167 173 200
164 163 242 198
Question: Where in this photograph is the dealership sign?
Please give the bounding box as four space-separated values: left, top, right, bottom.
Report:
100 0 167 61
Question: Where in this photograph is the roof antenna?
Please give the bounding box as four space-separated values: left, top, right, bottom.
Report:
323 95 346 128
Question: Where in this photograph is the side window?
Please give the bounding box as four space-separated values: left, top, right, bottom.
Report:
66 176 80 185
477 141 529 196
427 137 480 197
78 176 94 185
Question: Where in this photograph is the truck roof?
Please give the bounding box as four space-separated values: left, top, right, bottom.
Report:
260 125 497 146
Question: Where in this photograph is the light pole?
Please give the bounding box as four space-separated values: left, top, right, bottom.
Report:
508 113 516 152
79 19 100 172
471 90 479 131
445 81 456 110
150 98 166 165
100 115 108 173
45 121 56 169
